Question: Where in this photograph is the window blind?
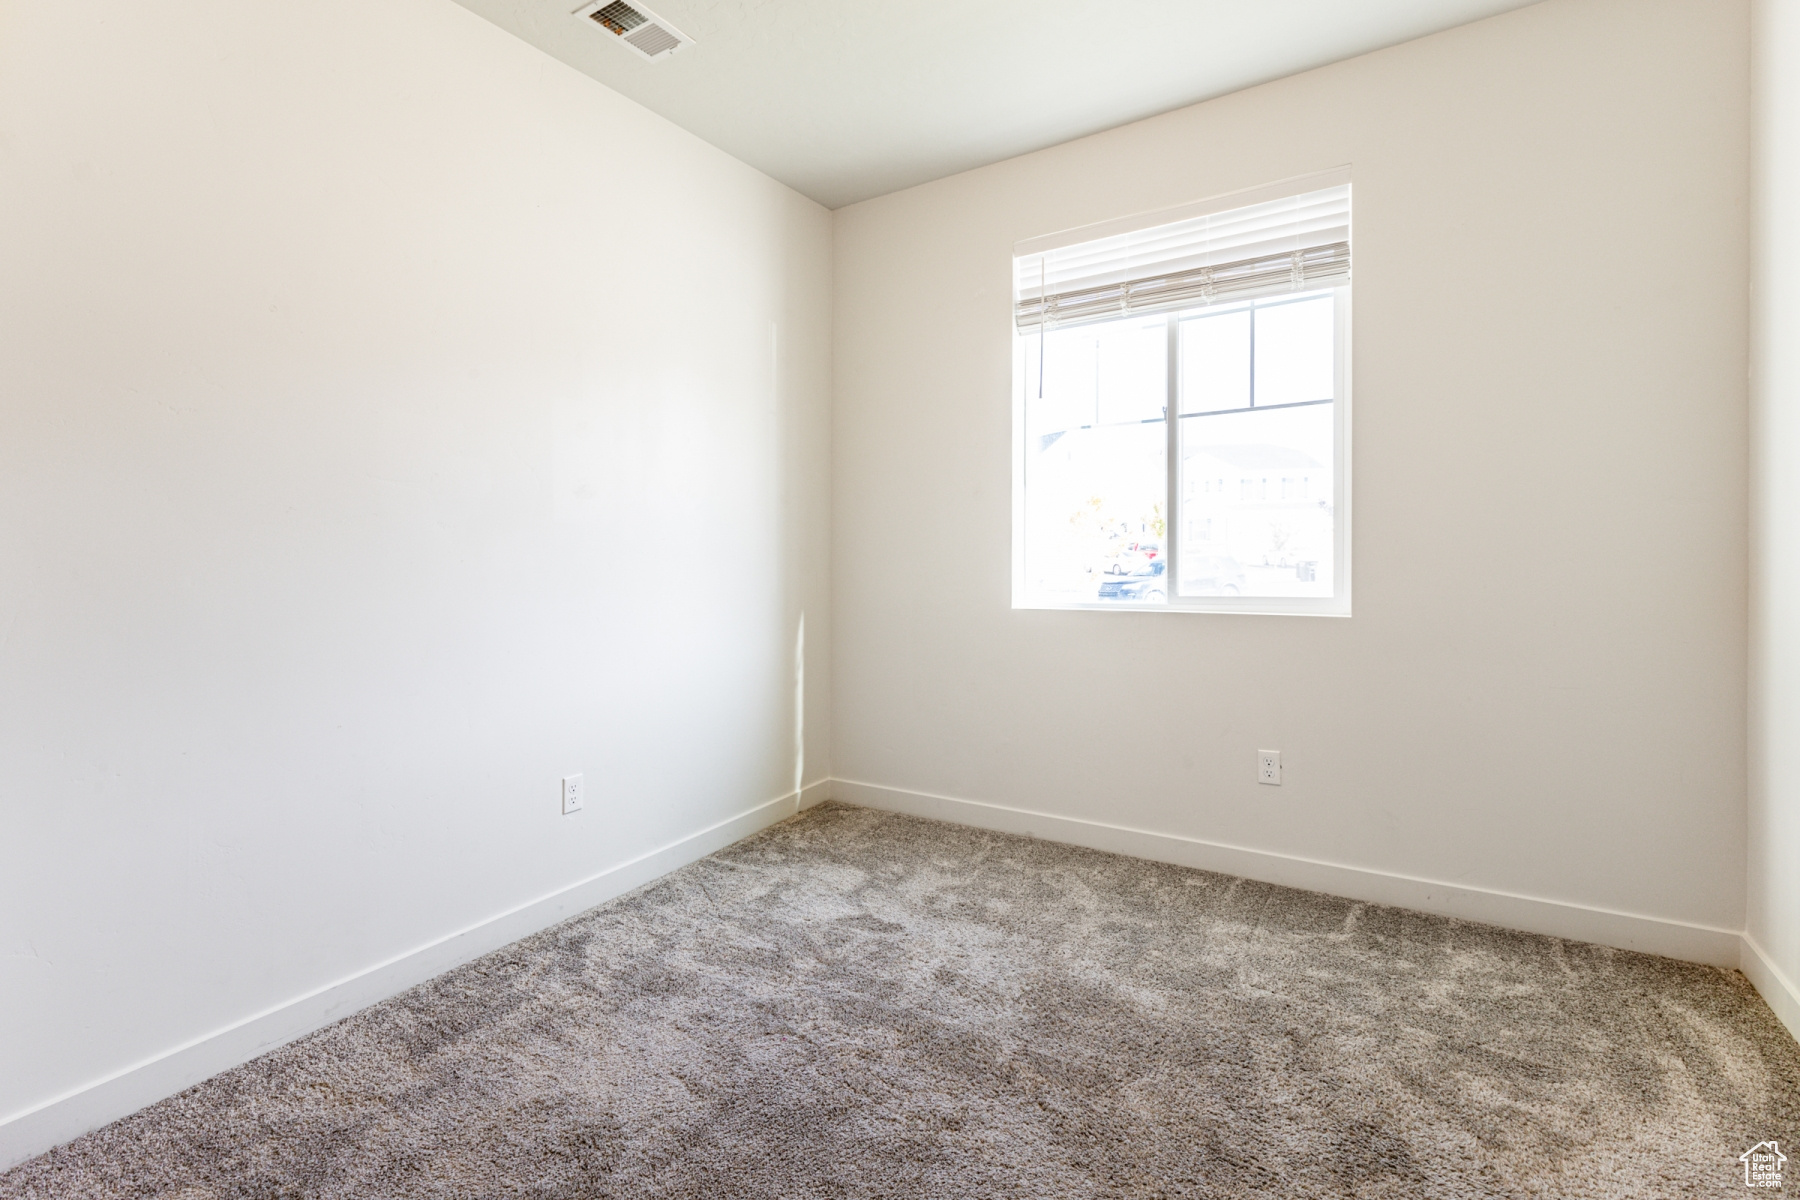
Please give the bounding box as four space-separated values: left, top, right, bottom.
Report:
1014 183 1350 332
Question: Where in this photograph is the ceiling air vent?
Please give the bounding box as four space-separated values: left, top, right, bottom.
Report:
575 0 693 61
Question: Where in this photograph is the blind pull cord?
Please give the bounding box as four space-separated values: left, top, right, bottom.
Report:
1038 257 1046 399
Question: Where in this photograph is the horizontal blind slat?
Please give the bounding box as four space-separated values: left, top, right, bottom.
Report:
1015 241 1349 330
1015 184 1350 329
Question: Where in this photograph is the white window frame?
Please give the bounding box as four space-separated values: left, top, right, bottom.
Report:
1009 173 1352 617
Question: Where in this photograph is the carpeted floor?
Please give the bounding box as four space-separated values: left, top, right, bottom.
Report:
5 802 1798 1198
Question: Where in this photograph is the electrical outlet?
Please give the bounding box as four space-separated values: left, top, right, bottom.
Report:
561 774 584 815
1257 751 1281 786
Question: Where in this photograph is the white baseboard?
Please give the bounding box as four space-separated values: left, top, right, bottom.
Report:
0 782 826 1174
1741 934 1800 1044
829 779 1745 969
798 777 831 810
7 776 1787 1176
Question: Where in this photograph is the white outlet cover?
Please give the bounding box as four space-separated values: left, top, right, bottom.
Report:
1257 751 1282 786
562 774 584 814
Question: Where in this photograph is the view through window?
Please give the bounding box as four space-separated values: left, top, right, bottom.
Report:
1013 179 1350 614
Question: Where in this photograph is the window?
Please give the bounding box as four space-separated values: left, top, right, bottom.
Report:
1011 175 1351 615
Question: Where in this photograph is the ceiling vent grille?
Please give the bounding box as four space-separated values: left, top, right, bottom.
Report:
575 1 693 61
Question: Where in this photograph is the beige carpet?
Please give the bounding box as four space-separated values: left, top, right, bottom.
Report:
4 802 1797 1198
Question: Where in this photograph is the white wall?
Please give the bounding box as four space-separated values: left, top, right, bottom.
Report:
1747 0 1800 1039
0 0 831 1165
832 0 1750 958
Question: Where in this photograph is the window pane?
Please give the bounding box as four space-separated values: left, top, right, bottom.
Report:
1022 317 1168 603
1179 403 1334 598
1253 295 1335 407
1024 318 1166 434
1179 309 1250 414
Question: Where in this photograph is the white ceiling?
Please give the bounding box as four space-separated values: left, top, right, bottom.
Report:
450 0 1544 209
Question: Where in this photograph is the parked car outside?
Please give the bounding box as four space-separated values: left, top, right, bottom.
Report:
1097 558 1166 602
1182 553 1246 595
1104 540 1162 576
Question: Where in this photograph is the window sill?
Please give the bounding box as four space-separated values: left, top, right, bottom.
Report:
1012 595 1351 617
